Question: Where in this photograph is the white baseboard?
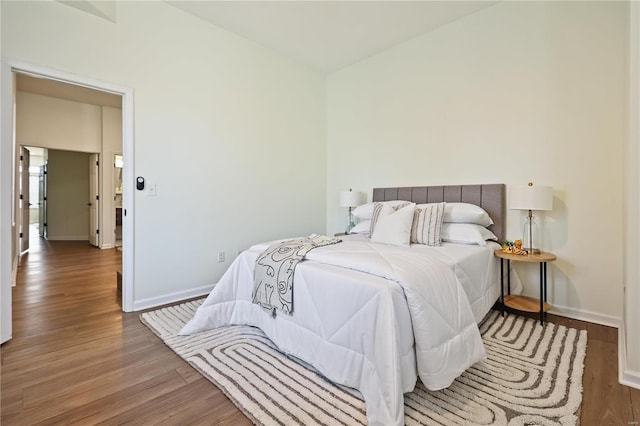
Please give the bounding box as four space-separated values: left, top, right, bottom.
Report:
133 284 215 311
551 305 640 390
621 368 640 389
100 243 114 249
548 303 622 329
47 235 89 241
618 323 640 389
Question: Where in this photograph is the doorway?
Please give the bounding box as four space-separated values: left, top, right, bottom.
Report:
22 146 48 242
1 60 135 344
18 146 30 255
20 147 102 247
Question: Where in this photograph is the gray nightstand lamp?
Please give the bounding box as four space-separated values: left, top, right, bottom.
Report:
339 189 361 234
510 182 553 254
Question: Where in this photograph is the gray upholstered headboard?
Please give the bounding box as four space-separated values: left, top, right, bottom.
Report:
372 184 506 242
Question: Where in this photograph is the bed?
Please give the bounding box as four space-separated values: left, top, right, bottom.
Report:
180 184 520 426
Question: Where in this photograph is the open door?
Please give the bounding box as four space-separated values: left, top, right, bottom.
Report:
1 64 16 343
88 154 99 246
19 147 30 253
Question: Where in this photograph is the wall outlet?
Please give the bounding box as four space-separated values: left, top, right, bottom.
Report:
218 251 225 263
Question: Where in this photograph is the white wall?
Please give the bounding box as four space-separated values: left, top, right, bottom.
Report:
327 1 627 322
46 150 90 240
16 92 102 153
1 1 326 307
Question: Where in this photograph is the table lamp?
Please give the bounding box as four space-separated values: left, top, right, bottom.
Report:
509 182 553 254
339 189 361 233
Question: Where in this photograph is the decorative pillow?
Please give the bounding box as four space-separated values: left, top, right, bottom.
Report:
370 203 416 247
349 220 371 235
410 202 445 246
440 223 497 246
353 200 411 221
442 203 493 227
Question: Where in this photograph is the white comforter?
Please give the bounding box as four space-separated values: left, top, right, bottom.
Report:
180 237 502 426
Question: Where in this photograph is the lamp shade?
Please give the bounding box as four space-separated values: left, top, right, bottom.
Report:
339 190 361 208
509 184 553 211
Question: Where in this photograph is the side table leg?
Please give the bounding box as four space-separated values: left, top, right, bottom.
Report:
543 262 548 302
507 259 511 295
539 262 544 325
543 262 548 321
500 258 505 317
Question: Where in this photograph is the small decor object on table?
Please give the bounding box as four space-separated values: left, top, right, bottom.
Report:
494 249 557 325
502 239 528 255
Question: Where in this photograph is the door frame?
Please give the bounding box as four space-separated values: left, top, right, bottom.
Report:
0 60 135 344
88 153 99 247
39 163 47 239
19 146 30 254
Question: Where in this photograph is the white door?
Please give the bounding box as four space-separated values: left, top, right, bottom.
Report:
88 154 99 246
1 65 15 343
19 147 30 253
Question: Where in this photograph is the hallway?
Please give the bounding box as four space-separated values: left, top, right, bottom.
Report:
14 232 121 319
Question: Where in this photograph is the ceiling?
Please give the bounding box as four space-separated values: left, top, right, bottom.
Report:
47 0 500 102
167 1 499 73
57 1 499 73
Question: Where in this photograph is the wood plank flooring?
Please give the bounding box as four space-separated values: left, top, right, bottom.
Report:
1 236 251 425
1 235 638 425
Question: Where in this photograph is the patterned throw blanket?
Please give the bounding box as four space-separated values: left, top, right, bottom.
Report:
252 234 342 316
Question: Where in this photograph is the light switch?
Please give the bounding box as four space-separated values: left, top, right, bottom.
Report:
148 184 157 197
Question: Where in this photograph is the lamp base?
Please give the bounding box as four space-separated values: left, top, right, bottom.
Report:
522 213 542 256
346 221 355 234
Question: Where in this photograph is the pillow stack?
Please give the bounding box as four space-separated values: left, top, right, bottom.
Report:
350 200 497 247
440 203 497 246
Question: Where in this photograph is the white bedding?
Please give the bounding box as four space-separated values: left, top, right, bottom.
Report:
179 235 521 426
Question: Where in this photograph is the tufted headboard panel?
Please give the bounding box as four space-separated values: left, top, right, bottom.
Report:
372 184 506 242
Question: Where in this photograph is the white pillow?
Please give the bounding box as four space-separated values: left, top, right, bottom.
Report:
349 220 371 235
441 223 497 246
410 202 445 246
442 203 494 227
353 200 411 221
370 203 416 247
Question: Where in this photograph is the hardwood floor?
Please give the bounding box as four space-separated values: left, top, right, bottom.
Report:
1 235 251 425
538 314 639 425
1 234 638 425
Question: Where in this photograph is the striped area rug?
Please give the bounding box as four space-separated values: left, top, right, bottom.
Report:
140 300 587 425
